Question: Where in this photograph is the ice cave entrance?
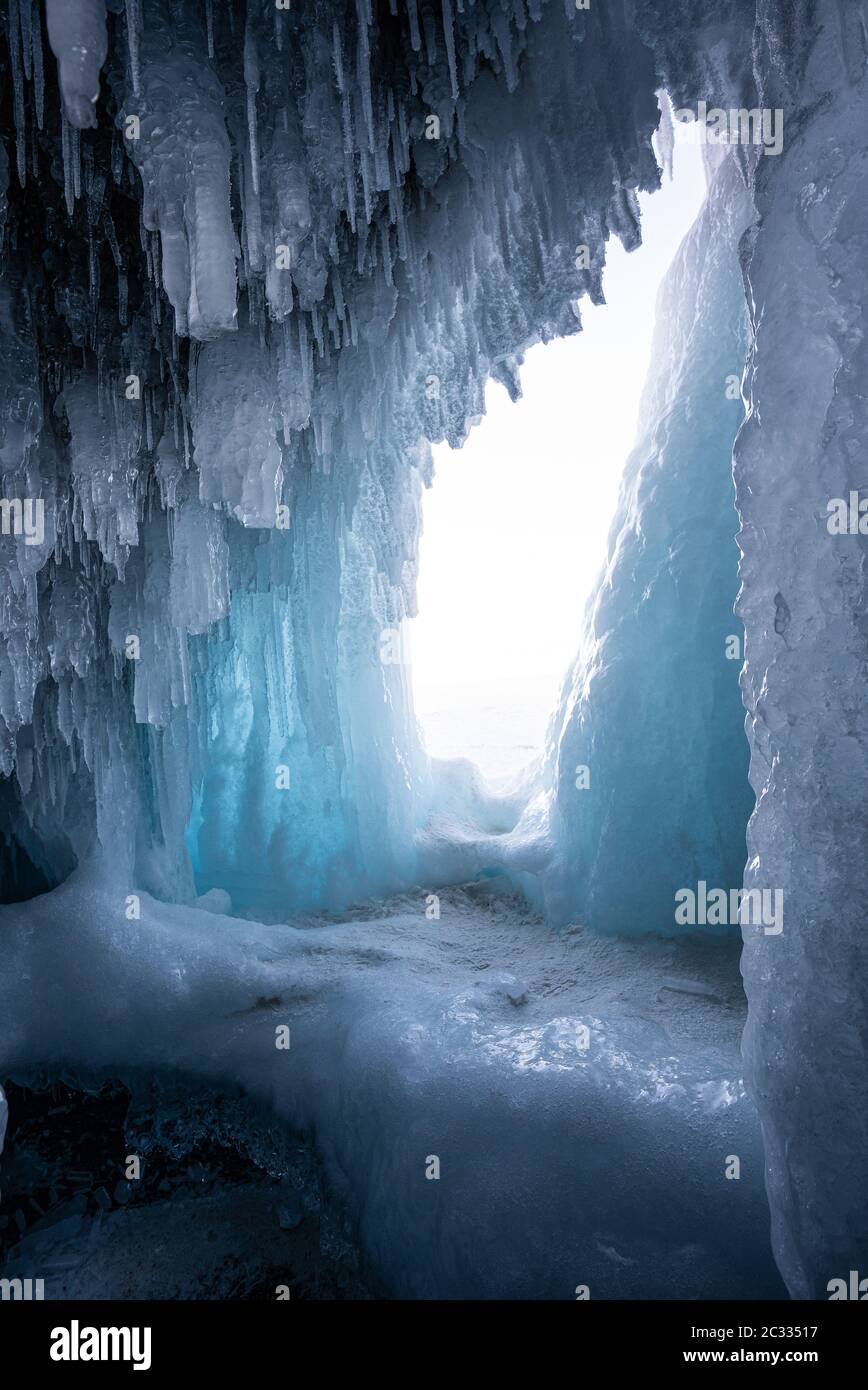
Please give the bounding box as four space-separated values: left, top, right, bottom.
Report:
411 140 708 786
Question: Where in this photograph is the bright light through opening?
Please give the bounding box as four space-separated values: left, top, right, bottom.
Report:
410 139 709 786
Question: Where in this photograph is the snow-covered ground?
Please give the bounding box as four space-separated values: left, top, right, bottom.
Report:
0 867 784 1299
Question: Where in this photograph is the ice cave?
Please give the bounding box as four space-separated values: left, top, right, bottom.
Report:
0 0 866 1306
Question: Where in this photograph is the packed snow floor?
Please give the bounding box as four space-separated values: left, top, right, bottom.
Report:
0 868 785 1299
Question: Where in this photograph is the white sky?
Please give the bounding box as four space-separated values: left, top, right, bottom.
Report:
410 139 708 775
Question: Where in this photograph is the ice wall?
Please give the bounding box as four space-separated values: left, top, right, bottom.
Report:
738 0 868 1300
540 149 755 934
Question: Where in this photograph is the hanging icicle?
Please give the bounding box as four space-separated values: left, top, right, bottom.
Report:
332 19 345 94
442 0 459 100
19 0 33 81
32 0 44 129
406 0 422 52
125 0 141 97
61 114 74 216
118 269 129 327
206 0 215 59
8 0 28 186
244 10 261 196
355 0 376 155
71 124 82 203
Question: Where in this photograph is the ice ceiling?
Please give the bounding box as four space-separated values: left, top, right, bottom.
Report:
1 0 868 1300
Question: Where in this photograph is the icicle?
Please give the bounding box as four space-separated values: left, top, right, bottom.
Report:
30 106 39 179
654 89 675 182
9 0 27 186
355 2 376 154
20 0 33 81
145 388 154 452
103 213 123 269
61 114 75 216
32 0 44 130
83 141 94 199
395 193 409 264
359 146 373 226
312 302 324 358
298 314 311 392
423 7 438 64
111 133 124 183
332 20 345 94
71 125 81 203
331 265 346 322
407 0 422 52
397 100 410 170
340 76 354 157
151 231 162 292
125 0 141 97
442 0 459 100
380 223 393 287
343 149 357 234
206 0 215 59
118 269 129 327
244 13 261 196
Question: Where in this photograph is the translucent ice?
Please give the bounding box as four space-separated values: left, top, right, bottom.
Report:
540 151 755 935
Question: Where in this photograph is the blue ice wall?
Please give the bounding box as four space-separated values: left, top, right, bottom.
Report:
541 151 756 934
185 441 429 916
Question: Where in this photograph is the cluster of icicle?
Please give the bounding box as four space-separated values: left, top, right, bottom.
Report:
0 0 678 900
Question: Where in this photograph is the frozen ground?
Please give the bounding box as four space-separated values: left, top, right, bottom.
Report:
0 867 785 1299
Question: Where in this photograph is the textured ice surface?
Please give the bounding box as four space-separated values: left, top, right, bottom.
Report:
539 150 755 933
0 872 784 1300
736 5 868 1300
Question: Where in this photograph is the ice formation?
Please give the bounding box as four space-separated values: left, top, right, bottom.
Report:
736 7 868 1301
539 147 755 935
0 871 785 1300
0 0 866 1300
0 0 674 913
